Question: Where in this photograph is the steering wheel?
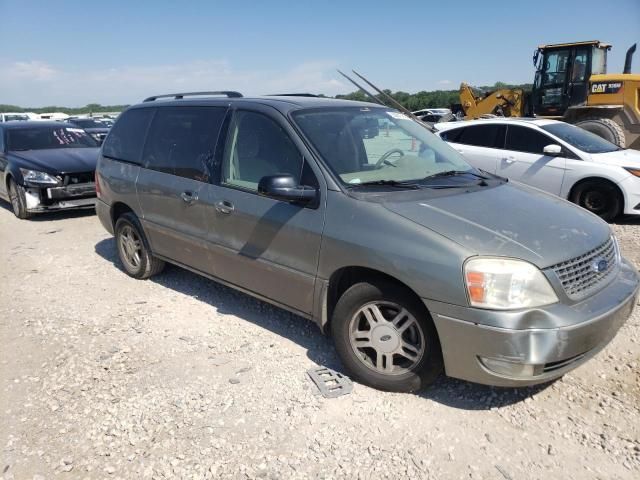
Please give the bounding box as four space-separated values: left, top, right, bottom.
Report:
375 148 404 169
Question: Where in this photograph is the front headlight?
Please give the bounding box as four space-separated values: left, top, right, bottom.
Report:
464 257 558 310
20 168 61 186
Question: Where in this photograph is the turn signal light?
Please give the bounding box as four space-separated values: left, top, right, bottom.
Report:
466 271 486 303
624 167 640 178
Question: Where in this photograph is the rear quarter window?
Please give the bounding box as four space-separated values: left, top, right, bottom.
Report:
102 108 155 164
456 124 503 148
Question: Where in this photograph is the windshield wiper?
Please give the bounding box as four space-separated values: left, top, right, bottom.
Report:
422 169 489 180
351 180 420 189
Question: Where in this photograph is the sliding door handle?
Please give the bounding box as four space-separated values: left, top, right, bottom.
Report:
180 191 198 204
215 200 234 214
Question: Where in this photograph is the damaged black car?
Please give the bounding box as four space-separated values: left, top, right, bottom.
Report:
0 121 99 219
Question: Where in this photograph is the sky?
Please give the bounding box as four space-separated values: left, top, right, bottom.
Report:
0 0 638 107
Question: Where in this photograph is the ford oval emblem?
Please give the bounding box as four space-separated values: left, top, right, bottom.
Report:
592 258 608 273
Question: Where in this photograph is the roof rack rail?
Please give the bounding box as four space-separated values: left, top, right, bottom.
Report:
143 91 243 102
268 93 320 97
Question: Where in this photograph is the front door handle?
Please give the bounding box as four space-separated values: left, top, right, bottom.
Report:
215 200 234 214
180 191 198 204
502 157 515 164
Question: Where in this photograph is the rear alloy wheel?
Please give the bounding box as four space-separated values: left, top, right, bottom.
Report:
115 212 165 279
8 178 32 219
571 180 622 222
332 281 443 392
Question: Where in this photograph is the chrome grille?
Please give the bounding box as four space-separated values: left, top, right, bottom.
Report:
551 237 617 300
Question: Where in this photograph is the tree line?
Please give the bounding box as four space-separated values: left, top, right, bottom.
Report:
1 82 532 114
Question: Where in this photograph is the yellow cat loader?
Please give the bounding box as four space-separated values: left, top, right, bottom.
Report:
460 41 640 149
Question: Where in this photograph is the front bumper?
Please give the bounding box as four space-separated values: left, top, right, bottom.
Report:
425 259 639 387
619 175 640 215
23 183 96 213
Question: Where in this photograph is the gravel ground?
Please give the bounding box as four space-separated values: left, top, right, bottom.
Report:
1 204 639 480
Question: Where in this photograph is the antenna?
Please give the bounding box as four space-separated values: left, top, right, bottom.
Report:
336 70 385 106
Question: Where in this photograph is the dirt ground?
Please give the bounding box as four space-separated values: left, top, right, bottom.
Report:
1 204 639 480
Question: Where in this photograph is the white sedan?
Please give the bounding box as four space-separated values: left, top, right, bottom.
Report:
435 118 640 221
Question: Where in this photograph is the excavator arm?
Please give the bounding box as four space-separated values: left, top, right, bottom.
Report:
459 82 526 119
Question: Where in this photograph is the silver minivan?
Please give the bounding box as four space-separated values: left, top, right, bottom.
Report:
95 92 639 392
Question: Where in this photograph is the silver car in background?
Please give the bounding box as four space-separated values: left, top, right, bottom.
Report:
95 93 639 392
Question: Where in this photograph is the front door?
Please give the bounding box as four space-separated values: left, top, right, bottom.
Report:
497 125 567 195
207 107 325 315
136 105 227 273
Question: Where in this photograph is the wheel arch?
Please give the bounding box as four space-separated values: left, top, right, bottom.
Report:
567 176 626 219
322 266 426 335
568 176 624 203
110 201 135 228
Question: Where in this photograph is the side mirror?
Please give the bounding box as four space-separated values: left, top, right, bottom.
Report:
258 174 316 204
543 144 562 156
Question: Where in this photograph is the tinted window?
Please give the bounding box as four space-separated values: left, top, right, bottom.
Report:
102 108 154 164
142 106 226 181
222 111 304 191
505 125 554 154
456 125 502 148
439 128 464 142
0 129 4 151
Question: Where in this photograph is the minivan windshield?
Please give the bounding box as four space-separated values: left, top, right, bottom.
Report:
540 122 620 154
292 107 473 185
7 126 98 151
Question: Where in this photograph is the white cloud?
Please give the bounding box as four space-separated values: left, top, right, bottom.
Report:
437 79 452 85
0 59 349 107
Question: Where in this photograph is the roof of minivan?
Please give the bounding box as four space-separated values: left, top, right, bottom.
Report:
434 117 560 131
129 95 383 114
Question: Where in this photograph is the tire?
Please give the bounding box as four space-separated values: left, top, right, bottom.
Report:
114 212 165 279
575 117 626 148
331 280 443 392
7 178 32 219
570 179 622 222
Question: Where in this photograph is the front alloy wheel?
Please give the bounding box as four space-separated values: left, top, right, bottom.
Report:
349 301 425 375
332 281 443 392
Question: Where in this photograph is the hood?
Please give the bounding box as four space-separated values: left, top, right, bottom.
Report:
589 148 640 168
382 183 611 268
10 148 100 174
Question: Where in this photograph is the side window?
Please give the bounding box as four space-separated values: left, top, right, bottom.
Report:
505 126 554 154
142 106 226 181
102 108 154 164
457 125 501 148
440 128 464 143
222 111 305 191
0 129 5 152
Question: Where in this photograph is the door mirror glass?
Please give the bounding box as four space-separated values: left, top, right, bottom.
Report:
258 174 316 204
543 144 562 156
